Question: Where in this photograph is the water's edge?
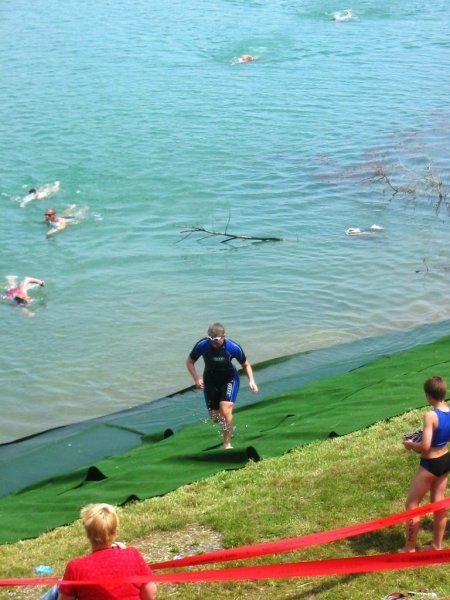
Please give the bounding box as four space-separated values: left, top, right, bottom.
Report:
2 319 450 499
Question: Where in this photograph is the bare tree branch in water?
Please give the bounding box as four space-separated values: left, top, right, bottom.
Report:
367 159 416 197
178 225 283 243
365 158 448 213
313 120 449 214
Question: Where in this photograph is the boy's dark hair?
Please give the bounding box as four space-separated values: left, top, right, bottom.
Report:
423 376 447 401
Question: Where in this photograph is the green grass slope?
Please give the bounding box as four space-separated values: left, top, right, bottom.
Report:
1 334 450 545
1 409 450 600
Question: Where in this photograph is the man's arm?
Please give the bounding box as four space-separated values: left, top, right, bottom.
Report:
20 277 44 293
19 193 35 208
47 218 67 236
242 359 258 393
186 356 204 388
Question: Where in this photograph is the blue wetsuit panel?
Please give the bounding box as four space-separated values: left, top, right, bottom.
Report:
189 338 247 409
189 338 246 382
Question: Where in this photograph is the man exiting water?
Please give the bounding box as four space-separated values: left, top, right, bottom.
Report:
186 322 258 449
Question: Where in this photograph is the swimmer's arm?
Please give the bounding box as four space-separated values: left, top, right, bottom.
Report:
46 227 60 236
20 277 45 292
19 195 34 208
46 219 66 236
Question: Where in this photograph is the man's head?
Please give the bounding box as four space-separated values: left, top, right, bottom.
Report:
45 209 56 222
13 292 27 305
207 322 226 347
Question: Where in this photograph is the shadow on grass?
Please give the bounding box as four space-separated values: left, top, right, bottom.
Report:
284 574 361 599
348 529 404 555
347 516 449 555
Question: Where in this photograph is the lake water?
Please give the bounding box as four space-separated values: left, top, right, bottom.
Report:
1 0 449 444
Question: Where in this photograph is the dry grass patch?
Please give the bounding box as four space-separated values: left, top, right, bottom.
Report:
137 523 223 564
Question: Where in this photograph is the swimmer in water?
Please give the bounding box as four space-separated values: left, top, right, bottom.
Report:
20 181 60 208
45 208 68 236
238 54 256 63
2 276 45 316
45 204 83 236
345 224 384 236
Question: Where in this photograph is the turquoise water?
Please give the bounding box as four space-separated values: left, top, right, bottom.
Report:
1 0 450 444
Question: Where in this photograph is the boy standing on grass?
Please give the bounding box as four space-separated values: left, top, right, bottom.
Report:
186 322 258 449
402 375 450 552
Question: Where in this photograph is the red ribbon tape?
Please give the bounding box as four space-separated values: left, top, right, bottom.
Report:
1 498 449 587
152 497 450 569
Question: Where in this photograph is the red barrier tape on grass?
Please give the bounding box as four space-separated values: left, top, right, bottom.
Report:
1 498 450 587
152 497 450 569
153 548 450 582
2 550 450 587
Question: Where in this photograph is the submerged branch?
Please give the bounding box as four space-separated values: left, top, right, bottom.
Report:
179 226 283 243
367 159 448 209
